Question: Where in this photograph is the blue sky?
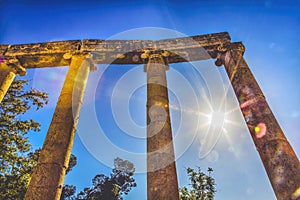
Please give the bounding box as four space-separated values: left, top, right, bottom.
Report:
1 1 300 199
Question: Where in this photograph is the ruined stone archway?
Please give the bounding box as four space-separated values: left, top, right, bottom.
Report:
0 32 299 200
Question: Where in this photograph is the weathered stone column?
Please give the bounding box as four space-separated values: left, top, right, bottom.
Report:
0 62 26 103
25 55 91 200
221 42 300 200
144 52 179 200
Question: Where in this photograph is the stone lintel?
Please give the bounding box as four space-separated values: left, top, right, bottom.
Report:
0 44 9 55
1 32 231 68
6 40 81 56
4 40 81 69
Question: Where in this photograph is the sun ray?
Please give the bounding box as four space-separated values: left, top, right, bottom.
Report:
197 121 211 129
225 106 240 115
196 112 211 118
198 88 213 112
216 80 235 113
216 83 230 111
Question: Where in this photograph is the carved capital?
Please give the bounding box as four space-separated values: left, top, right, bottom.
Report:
63 52 73 60
141 50 150 59
213 43 230 67
230 42 245 54
65 54 97 72
142 50 169 64
143 50 170 72
214 42 245 67
216 43 229 52
1 56 26 76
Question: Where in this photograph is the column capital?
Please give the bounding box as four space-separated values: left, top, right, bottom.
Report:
142 50 170 72
63 53 97 72
230 42 245 54
141 50 169 61
1 64 26 76
214 42 245 67
0 55 26 76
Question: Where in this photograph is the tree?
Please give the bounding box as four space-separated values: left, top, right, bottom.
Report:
0 79 48 200
61 184 77 200
179 167 216 200
0 79 136 200
62 157 137 200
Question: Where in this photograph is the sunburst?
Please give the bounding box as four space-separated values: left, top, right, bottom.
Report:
169 78 245 160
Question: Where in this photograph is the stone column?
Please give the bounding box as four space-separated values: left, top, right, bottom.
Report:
222 42 300 200
25 55 91 200
144 52 179 200
0 63 26 103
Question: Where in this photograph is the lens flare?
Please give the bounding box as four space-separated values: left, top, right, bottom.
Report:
254 123 267 138
132 54 139 62
254 126 260 133
238 95 245 101
292 187 300 200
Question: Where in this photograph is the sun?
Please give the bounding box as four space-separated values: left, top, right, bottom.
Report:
169 81 246 160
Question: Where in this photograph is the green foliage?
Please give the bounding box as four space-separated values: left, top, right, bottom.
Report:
62 158 137 200
180 167 216 200
0 79 48 200
66 154 77 174
61 185 77 200
0 79 135 200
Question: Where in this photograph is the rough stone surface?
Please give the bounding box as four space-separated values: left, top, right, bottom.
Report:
223 43 300 200
25 55 90 200
146 53 179 200
0 44 9 55
1 32 230 67
5 40 81 69
0 64 16 102
1 32 297 199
